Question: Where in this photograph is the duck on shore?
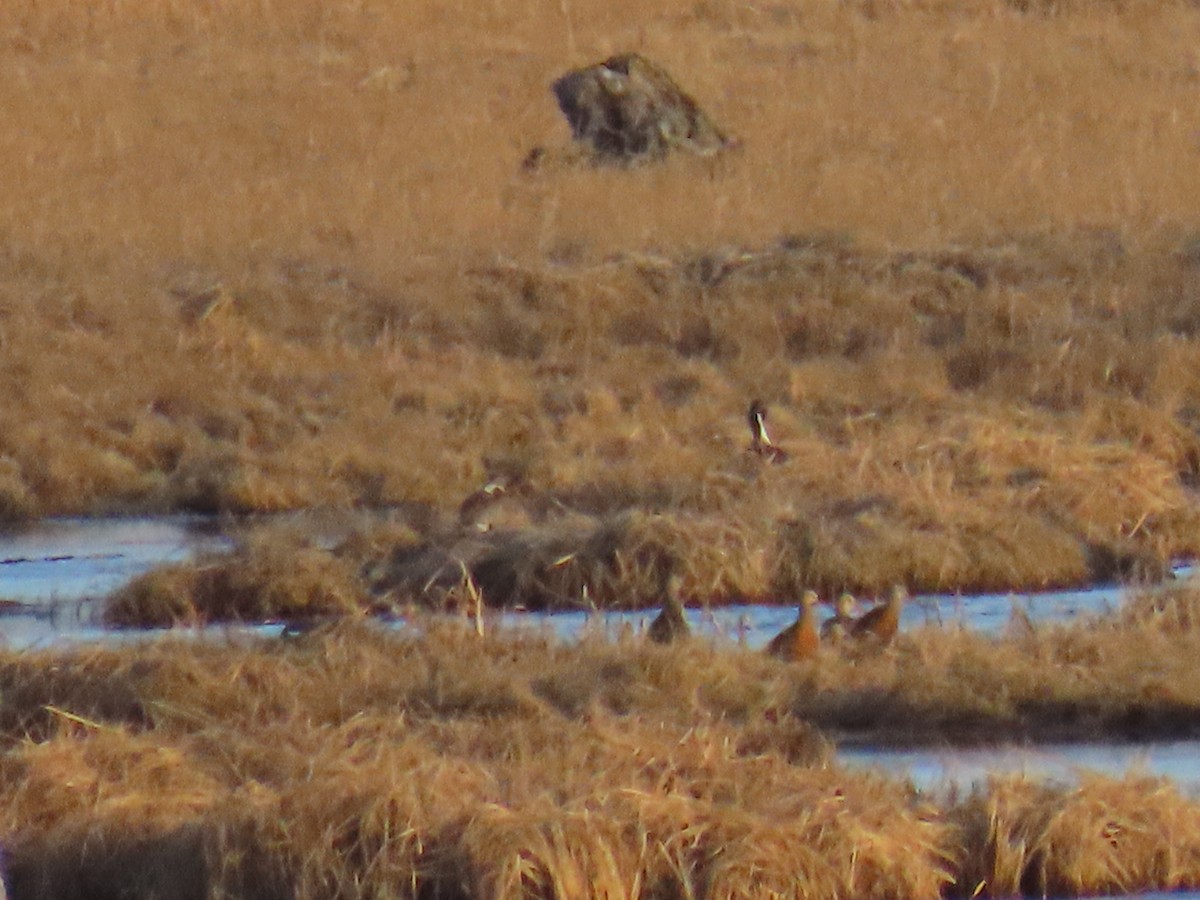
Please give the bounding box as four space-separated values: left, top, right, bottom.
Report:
851 585 906 646
765 590 820 661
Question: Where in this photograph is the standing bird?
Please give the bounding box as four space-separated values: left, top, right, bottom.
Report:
765 590 820 662
851 585 907 646
648 573 690 645
820 592 859 644
747 400 789 464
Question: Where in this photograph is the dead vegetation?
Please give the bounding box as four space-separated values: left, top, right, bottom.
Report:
102 486 1173 626
13 227 1200 597
11 0 1200 893
0 0 1196 596
6 606 1200 897
99 567 1200 746
950 772 1200 898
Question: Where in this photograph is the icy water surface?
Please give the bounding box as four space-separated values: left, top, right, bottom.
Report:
502 569 1186 654
3 518 1200 900
0 514 1191 651
839 739 1200 795
0 516 231 647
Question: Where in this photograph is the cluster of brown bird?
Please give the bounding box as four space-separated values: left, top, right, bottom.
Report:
456 398 905 660
763 585 907 661
648 581 907 660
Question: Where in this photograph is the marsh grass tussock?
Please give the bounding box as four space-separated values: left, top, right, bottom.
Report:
105 529 369 627
0 1 1199 594
6 610 1200 895
949 773 1200 898
15 0 1200 892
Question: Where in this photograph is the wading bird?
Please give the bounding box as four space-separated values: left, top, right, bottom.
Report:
648 573 690 644
820 592 859 644
765 590 820 662
747 399 789 464
851 585 907 646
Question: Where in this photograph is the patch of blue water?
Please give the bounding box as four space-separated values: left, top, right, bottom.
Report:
0 516 1193 653
493 564 1190 651
0 516 232 648
839 739 1200 796
0 516 229 603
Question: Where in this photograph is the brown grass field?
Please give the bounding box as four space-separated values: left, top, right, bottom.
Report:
12 0 1200 894
2 0 1200 597
8 599 1200 898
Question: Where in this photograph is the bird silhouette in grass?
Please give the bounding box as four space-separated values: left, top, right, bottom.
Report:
747 399 789 464
456 472 531 533
820 592 859 644
648 573 690 645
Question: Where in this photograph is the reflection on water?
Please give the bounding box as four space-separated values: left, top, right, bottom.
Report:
839 739 1200 796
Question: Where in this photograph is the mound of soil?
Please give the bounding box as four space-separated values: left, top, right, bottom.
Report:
537 53 738 167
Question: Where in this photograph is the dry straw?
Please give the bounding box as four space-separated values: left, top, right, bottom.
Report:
0 0 1197 597
7 597 1200 895
9 0 1200 893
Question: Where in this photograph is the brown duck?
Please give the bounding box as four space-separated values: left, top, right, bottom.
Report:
850 585 907 646
747 399 789 464
648 574 690 645
820 592 859 644
765 590 820 661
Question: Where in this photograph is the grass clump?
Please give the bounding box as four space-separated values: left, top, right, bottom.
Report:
365 509 772 612
7 615 1200 895
0 1 1200 595
41 577 1200 895
951 773 1200 898
105 529 367 627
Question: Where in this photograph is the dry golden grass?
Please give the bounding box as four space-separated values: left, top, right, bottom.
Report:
951 772 1200 898
4 0 1200 593
105 527 371 626
8 608 1200 896
15 4 1200 890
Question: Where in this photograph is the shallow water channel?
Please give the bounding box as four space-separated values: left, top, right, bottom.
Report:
4 515 1200 867
0 515 232 647
0 513 1182 649
840 739 1200 796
